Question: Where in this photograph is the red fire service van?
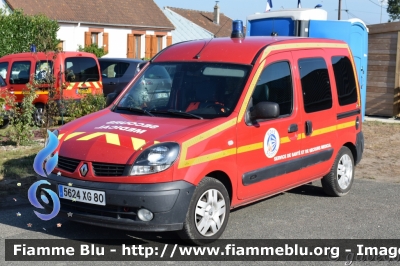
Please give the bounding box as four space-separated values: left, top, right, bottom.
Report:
40 25 364 245
0 51 103 125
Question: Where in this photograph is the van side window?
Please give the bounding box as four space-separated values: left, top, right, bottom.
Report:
331 56 358 106
0 62 8 79
298 58 332 113
11 61 31 84
252 61 293 116
35 61 54 83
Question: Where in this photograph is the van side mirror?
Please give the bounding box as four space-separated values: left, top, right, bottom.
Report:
106 92 117 107
250 102 280 121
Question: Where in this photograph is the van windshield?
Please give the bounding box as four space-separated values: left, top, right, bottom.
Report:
65 57 100 82
115 62 251 119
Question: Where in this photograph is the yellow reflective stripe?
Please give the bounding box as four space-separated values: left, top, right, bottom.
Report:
66 82 75 90
13 91 49 95
93 82 100 89
77 132 120 146
280 136 291 144
58 133 65 140
154 141 160 144
238 42 350 123
297 133 305 140
178 118 236 169
237 142 263 153
337 121 355 130
132 137 146 150
311 125 337 137
64 132 85 141
180 148 236 168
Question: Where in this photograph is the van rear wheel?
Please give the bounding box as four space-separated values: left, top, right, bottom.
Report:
178 177 230 245
34 104 54 127
321 146 354 197
33 104 45 126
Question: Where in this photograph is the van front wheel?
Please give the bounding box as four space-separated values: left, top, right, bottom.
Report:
322 146 354 197
178 177 230 245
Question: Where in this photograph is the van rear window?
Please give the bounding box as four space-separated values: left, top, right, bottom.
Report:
331 56 358 106
65 57 99 82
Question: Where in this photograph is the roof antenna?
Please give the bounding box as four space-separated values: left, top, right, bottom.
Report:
194 17 230 59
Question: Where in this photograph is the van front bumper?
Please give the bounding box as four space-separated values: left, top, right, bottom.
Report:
39 174 195 232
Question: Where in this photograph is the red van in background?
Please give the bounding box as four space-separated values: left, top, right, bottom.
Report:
0 75 11 129
0 51 103 125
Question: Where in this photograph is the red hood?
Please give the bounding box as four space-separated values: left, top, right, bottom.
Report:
58 109 212 164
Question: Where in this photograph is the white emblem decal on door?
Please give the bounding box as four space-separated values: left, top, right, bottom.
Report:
264 128 280 158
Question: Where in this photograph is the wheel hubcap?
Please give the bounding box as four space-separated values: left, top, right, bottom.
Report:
34 108 45 125
195 189 226 237
337 154 353 190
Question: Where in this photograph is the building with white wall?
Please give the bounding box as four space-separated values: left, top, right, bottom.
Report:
4 0 174 58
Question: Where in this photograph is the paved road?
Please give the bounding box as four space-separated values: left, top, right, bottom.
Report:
1 179 400 265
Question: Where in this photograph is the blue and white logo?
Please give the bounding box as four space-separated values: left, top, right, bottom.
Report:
28 130 60 221
264 128 280 158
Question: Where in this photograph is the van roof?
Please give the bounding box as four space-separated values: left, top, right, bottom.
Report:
0 51 97 60
154 36 348 64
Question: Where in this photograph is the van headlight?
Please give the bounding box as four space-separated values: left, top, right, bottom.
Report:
130 142 180 175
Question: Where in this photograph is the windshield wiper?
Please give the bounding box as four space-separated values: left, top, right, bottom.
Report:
166 109 203 119
115 106 154 117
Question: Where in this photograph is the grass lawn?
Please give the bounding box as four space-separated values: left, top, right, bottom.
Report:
0 127 43 199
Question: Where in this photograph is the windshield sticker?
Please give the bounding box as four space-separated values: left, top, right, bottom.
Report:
264 128 280 158
273 143 332 162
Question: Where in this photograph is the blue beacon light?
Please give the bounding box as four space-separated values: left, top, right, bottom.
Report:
231 20 244 38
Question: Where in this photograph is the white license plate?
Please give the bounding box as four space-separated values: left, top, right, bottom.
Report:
58 185 106 206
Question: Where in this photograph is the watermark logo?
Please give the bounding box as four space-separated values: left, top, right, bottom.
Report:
28 130 60 221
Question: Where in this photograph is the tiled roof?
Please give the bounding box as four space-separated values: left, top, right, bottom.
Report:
167 6 233 37
5 0 174 29
162 7 214 44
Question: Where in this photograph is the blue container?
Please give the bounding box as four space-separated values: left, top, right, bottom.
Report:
246 9 368 120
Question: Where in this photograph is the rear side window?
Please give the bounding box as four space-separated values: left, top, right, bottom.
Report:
331 56 358 106
100 61 130 78
299 58 332 113
252 61 293 116
0 76 5 86
65 57 100 82
0 62 8 79
11 61 31 84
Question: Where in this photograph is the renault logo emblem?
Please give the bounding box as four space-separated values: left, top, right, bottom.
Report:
80 163 88 177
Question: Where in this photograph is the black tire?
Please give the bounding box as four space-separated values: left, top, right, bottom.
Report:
321 146 355 197
0 119 9 129
178 176 230 245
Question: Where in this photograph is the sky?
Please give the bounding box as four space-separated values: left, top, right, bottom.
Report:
153 0 390 26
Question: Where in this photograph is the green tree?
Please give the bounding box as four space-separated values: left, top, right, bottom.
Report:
78 44 108 58
0 8 60 57
387 0 400 22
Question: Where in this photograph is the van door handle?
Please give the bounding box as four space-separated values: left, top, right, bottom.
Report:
288 124 298 133
305 120 313 136
109 82 116 85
